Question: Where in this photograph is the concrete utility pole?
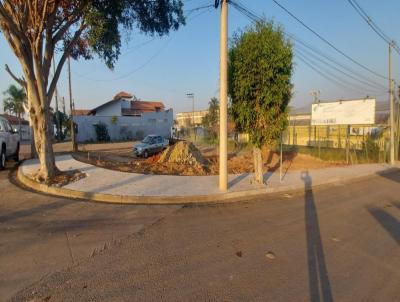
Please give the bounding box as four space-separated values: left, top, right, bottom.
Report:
68 56 77 152
219 0 228 191
52 57 61 141
389 42 395 165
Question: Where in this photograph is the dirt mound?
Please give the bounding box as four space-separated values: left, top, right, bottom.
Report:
158 141 206 166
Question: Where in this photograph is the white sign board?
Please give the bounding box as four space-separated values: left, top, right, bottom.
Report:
311 99 375 125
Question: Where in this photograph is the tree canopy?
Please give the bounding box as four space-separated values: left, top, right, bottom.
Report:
229 20 293 148
0 0 185 181
202 97 219 141
229 20 293 183
2 84 26 118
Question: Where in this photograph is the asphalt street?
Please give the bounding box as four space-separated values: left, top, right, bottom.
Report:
1 161 400 302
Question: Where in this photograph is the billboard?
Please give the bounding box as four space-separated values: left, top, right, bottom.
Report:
311 99 375 126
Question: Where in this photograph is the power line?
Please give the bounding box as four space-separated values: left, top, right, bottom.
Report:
74 4 213 82
295 49 385 96
296 44 386 93
230 0 387 92
296 52 386 97
270 0 388 80
346 0 400 54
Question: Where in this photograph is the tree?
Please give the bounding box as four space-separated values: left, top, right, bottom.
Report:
202 97 219 141
2 84 27 132
229 20 293 183
0 1 185 181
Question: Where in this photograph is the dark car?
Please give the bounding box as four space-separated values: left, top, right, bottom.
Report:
133 135 169 158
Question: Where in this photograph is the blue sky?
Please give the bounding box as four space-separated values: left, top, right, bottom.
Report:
0 0 399 115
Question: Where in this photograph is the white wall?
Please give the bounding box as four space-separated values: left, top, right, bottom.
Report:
74 110 173 142
95 100 122 116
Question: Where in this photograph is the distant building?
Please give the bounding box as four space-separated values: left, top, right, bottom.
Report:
175 110 209 129
288 99 390 125
72 92 173 142
86 92 165 117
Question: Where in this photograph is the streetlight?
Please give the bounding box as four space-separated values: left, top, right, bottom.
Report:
186 93 195 141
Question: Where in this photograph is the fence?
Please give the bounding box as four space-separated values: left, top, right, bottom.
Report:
282 124 393 164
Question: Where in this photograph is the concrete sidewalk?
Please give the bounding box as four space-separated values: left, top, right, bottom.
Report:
19 155 399 203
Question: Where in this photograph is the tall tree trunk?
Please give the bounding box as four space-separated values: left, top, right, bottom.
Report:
31 105 57 181
253 146 263 184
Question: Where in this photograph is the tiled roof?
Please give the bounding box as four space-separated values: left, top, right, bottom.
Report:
113 91 133 100
0 114 29 125
72 109 91 116
130 101 165 112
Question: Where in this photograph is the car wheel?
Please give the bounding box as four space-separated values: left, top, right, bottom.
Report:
0 147 5 170
13 143 19 162
144 150 149 158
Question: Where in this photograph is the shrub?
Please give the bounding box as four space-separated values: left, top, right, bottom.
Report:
93 122 110 142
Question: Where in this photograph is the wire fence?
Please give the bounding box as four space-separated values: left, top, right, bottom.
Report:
281 124 393 164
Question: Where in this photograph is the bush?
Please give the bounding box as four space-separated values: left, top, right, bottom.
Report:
362 136 380 162
93 122 110 142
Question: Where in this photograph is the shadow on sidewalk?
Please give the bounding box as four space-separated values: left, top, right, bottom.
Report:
301 171 334 302
367 205 400 245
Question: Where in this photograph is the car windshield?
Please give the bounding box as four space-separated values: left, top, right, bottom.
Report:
142 136 154 144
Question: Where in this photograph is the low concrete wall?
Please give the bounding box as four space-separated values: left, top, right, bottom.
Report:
73 110 173 142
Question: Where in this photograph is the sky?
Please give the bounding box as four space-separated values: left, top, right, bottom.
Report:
0 0 399 116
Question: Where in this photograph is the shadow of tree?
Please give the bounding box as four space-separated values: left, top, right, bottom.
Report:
301 170 334 302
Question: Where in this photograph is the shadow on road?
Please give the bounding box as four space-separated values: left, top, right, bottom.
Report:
301 171 334 302
367 206 400 245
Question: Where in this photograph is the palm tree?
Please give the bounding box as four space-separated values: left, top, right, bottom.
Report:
2 84 27 133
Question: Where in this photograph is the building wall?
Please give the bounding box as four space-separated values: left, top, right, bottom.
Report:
74 110 173 142
176 110 208 128
95 100 122 116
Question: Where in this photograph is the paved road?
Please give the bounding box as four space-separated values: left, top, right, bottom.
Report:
3 163 399 301
0 162 180 301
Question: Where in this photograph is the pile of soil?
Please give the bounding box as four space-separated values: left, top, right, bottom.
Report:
158 141 206 167
73 143 344 177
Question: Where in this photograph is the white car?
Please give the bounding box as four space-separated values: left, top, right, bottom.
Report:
0 116 20 169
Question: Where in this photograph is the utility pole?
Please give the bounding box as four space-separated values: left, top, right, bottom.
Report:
62 97 66 115
310 89 320 103
53 57 61 141
389 42 395 164
186 93 196 141
68 56 77 152
219 0 228 191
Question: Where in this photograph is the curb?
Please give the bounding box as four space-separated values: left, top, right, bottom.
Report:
17 164 398 205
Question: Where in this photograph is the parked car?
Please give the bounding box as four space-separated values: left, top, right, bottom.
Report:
0 116 20 169
133 135 169 158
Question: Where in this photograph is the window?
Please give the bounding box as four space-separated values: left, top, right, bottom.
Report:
0 120 4 132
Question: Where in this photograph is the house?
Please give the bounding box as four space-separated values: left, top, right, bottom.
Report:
72 92 173 142
88 92 165 117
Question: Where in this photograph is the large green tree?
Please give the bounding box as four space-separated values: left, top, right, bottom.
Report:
202 97 219 141
0 0 185 181
2 84 27 132
229 20 293 183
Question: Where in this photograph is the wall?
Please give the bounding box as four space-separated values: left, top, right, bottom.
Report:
95 100 122 116
74 110 173 142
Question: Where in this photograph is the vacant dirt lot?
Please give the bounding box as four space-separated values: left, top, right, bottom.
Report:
71 141 344 176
